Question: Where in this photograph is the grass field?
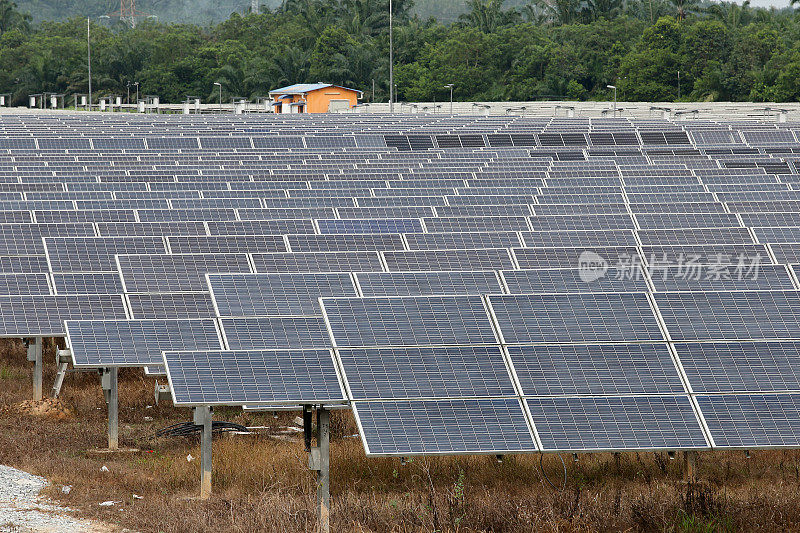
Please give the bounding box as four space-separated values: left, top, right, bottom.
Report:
1 339 799 532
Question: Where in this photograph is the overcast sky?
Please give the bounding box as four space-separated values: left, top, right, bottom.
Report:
744 0 791 8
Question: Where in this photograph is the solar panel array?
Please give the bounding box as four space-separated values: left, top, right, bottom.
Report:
3 111 800 455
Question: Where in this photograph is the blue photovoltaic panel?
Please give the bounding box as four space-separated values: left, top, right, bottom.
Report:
52 272 124 294
97 221 208 237
0 256 49 274
0 294 127 337
208 272 357 317
355 271 502 297
137 209 238 222
118 253 252 293
519 230 637 248
167 235 286 254
44 236 167 272
501 268 649 294
674 341 800 393
487 292 663 344
206 220 316 235
753 226 800 244
512 246 641 270
0 273 50 295
528 214 635 231
0 223 95 255
252 251 383 273
527 396 708 451
126 293 216 319
164 348 346 406
423 216 530 233
66 318 222 367
696 393 800 448
219 316 331 350
354 398 537 456
287 233 405 253
508 343 684 396
321 295 497 348
339 345 515 400
648 264 794 292
317 219 424 234
640 244 771 266
383 249 513 272
637 228 754 246
635 212 741 230
654 290 800 341
35 210 137 224
403 232 522 250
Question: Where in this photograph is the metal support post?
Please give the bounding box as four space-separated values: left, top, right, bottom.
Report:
195 406 213 499
317 407 330 533
101 367 119 450
684 450 698 483
27 337 43 401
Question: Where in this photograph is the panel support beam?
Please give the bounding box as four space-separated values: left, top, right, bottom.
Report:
101 367 119 450
195 405 213 499
316 407 330 533
26 337 43 401
684 450 698 483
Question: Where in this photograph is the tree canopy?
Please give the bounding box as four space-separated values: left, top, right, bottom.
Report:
0 0 798 105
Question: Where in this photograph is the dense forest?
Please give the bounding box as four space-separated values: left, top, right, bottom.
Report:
0 0 799 105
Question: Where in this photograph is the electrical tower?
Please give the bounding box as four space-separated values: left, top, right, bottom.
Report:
105 0 153 28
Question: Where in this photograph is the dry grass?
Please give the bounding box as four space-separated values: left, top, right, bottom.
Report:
1 339 800 532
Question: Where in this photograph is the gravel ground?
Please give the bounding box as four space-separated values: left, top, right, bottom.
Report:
0 465 116 532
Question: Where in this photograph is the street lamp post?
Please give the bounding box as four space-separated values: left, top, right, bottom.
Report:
444 83 454 116
87 18 92 109
134 82 139 105
606 84 617 113
213 82 222 110
388 0 393 113
126 82 130 105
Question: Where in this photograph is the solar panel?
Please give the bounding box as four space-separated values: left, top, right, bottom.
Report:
0 294 127 337
0 273 50 295
251 251 383 273
674 340 800 393
654 290 800 341
206 219 316 235
207 272 357 317
118 253 252 293
320 295 497 348
648 264 794 291
696 393 800 447
44 236 167 272
97 221 208 237
383 248 513 272
512 246 641 270
487 292 663 344
51 272 125 294
286 233 405 253
126 292 216 319
339 345 515 400
519 230 637 248
500 267 649 294
353 399 537 456
403 232 522 250
166 235 286 254
66 318 222 367
317 219 423 234
509 343 684 395
164 348 346 407
526 396 707 451
219 316 331 350
355 270 502 297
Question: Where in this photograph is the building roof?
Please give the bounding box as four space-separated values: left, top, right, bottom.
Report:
268 83 363 97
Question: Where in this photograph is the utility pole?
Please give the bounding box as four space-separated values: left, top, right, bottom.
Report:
87 18 92 110
444 83 454 116
388 0 393 113
677 70 680 100
134 82 139 104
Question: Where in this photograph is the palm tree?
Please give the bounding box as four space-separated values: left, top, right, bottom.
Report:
706 0 752 27
671 0 700 21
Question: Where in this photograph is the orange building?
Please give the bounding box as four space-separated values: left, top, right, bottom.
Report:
268 83 362 114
